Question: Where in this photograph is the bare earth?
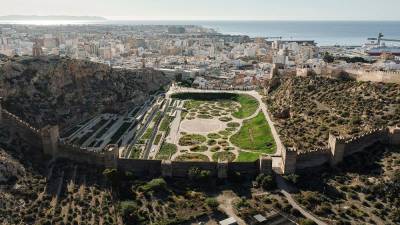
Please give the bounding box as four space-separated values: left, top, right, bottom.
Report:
180 118 227 134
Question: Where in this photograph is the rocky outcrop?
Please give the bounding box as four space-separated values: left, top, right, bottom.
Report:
0 56 171 128
0 149 25 183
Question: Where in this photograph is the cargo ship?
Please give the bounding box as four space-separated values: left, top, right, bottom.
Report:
364 33 400 56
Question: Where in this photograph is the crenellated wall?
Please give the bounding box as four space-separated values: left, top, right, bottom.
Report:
1 107 42 149
296 147 331 170
281 126 400 173
342 128 389 156
346 69 400 84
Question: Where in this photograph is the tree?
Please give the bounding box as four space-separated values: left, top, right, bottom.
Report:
120 201 145 225
188 167 211 182
299 219 317 225
323 52 334 63
205 197 219 209
103 168 121 188
256 174 276 190
284 174 300 184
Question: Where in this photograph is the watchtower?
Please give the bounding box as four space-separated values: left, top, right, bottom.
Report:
329 134 346 166
282 147 297 174
259 156 273 174
40 125 60 156
217 160 228 179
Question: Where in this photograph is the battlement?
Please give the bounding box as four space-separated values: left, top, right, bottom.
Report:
345 69 400 84
2 109 40 134
297 147 330 156
343 128 388 144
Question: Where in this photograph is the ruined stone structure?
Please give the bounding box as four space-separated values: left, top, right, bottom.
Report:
280 126 400 173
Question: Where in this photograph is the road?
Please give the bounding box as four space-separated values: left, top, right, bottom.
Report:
276 176 328 225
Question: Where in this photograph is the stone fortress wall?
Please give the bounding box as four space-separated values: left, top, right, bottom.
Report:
345 69 400 84
4 94 399 176
1 101 273 178
0 101 42 149
297 65 400 84
281 126 400 174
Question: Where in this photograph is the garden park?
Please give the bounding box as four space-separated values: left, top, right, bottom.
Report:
158 92 276 162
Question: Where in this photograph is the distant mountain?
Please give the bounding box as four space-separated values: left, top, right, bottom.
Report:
0 15 107 21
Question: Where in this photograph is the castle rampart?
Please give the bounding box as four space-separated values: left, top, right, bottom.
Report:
346 69 400 84
4 98 400 176
296 147 331 170
281 126 400 173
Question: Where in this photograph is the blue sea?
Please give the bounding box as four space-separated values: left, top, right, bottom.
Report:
2 20 400 46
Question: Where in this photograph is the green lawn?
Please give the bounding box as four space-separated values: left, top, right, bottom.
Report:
236 151 262 162
153 133 162 145
231 112 276 154
156 143 177 160
142 127 154 139
129 146 141 159
159 116 173 132
232 94 259 119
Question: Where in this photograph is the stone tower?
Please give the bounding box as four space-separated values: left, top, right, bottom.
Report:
40 125 60 156
0 97 2 122
259 156 272 174
282 147 297 174
104 144 119 169
329 134 346 166
217 160 228 179
161 160 173 178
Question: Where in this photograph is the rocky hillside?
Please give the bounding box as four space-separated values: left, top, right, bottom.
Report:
265 76 400 151
0 56 171 128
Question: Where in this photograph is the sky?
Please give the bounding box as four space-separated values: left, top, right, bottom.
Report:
1 0 400 21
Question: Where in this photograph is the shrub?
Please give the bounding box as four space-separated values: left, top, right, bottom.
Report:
256 174 276 191
283 174 299 184
299 218 317 225
139 178 167 192
188 167 211 181
120 201 145 225
205 198 219 209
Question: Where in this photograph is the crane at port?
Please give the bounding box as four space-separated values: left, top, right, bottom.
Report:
368 33 400 46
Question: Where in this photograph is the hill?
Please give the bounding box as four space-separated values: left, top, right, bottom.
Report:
265 76 400 152
0 56 171 129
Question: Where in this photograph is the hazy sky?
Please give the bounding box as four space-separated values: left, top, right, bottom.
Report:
1 0 400 20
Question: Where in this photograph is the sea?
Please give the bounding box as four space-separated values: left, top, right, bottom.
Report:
1 20 400 46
